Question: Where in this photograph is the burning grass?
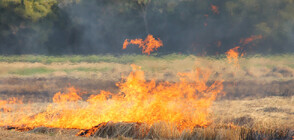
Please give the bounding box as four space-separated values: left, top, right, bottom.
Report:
0 64 223 130
75 121 291 139
0 93 292 138
0 95 293 139
0 54 293 139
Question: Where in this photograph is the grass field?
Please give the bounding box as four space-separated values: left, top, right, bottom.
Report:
0 54 293 139
1 54 293 80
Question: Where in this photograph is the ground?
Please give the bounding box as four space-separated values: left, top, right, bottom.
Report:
0 54 293 139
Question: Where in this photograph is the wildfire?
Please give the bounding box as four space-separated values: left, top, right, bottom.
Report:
0 64 223 132
53 87 81 103
211 4 219 14
0 97 23 112
123 34 163 55
240 35 263 45
226 46 242 67
226 35 262 67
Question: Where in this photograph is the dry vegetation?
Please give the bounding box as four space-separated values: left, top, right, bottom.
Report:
0 54 293 81
0 54 293 139
0 96 292 139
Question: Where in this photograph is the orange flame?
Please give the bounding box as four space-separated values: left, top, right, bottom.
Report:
226 35 262 67
211 5 219 14
53 87 81 103
0 97 23 112
240 35 262 45
0 65 223 131
123 34 163 55
226 46 242 67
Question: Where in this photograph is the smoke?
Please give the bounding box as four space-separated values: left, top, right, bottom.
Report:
0 0 294 55
285 20 294 52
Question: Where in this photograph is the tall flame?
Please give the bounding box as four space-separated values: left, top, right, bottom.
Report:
123 34 163 55
0 65 223 131
226 46 241 67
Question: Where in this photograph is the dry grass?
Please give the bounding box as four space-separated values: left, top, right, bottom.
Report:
1 96 293 139
0 128 92 140
0 55 293 139
212 96 294 127
0 54 293 82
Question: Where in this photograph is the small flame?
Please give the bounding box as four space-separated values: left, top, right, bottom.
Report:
53 87 81 103
0 97 23 112
226 35 262 67
123 34 163 55
211 5 219 14
226 46 242 67
240 35 263 45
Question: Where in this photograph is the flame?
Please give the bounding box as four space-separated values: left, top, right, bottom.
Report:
0 64 223 131
123 34 163 55
211 5 219 14
226 35 262 67
53 87 81 103
0 97 23 112
226 46 242 67
240 35 262 45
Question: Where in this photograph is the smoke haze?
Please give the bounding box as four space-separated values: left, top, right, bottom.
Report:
0 0 293 55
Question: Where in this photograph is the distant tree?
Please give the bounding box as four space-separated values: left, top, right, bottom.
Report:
0 0 294 54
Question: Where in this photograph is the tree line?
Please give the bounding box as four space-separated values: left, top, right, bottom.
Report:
0 0 293 55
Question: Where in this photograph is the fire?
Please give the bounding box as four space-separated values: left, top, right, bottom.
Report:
53 87 81 103
226 35 262 67
123 34 163 55
0 97 23 112
0 64 223 131
226 46 242 67
211 5 219 14
240 35 262 45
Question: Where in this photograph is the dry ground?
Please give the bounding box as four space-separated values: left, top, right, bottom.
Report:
0 55 293 101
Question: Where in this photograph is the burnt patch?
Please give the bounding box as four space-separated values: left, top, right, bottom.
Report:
0 77 294 102
28 127 59 134
77 122 150 139
4 126 34 131
262 107 286 113
28 127 80 135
